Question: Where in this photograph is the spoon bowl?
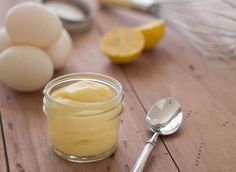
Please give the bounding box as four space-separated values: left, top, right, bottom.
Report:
146 97 183 135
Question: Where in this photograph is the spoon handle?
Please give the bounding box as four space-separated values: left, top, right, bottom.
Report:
130 132 159 172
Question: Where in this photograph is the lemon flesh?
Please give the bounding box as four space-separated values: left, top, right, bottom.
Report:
135 19 165 49
100 28 144 64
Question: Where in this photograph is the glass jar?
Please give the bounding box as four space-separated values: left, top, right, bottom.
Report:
43 73 124 163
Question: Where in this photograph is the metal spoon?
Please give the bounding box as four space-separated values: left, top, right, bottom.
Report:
130 97 183 172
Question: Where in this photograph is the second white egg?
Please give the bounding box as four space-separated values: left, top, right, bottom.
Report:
44 29 72 70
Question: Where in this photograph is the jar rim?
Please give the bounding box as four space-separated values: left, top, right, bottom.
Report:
43 72 123 109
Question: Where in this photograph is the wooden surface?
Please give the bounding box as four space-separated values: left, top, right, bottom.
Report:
1 1 236 172
0 115 7 172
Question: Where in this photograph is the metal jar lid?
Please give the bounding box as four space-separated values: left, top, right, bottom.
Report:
43 0 93 33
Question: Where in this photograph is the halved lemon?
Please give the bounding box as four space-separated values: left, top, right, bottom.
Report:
135 19 165 49
100 28 144 64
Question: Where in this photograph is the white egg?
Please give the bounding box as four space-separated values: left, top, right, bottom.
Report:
0 46 53 92
44 29 72 70
0 28 14 53
5 2 63 47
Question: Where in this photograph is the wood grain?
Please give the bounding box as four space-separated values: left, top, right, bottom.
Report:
0 1 178 171
0 114 7 172
0 3 7 172
95 8 236 172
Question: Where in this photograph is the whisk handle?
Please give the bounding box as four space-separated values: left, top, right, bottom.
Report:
100 0 133 8
100 0 153 11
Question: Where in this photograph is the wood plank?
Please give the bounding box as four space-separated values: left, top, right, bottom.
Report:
95 9 236 171
0 2 19 172
0 3 178 172
0 113 7 172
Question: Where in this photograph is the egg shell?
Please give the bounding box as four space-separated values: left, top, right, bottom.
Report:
5 2 63 47
0 28 14 53
0 46 54 92
44 29 72 70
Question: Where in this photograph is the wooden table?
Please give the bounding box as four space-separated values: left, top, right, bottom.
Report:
1 1 236 172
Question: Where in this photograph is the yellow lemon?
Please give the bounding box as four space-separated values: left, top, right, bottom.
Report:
100 28 144 64
135 19 165 49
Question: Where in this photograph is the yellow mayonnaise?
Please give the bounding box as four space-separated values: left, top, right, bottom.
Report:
52 80 115 103
47 80 123 158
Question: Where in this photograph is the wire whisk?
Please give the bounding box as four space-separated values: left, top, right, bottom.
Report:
100 0 236 60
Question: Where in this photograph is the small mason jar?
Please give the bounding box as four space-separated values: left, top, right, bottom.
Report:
43 73 124 163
